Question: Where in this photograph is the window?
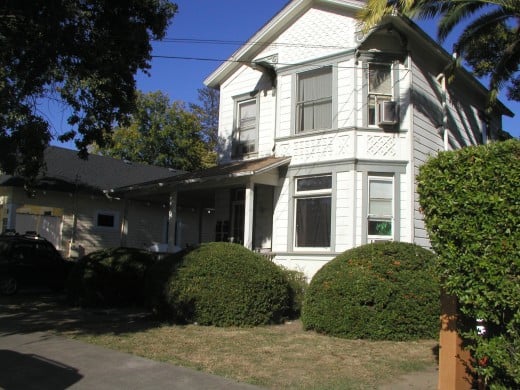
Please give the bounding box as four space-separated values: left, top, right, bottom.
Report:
233 98 257 157
294 175 332 248
367 177 393 237
296 67 332 132
368 63 392 126
96 212 117 229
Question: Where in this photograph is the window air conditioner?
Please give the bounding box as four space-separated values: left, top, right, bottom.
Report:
377 101 398 126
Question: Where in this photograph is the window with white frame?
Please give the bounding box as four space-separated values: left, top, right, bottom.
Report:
296 67 332 132
367 177 393 237
233 98 257 157
368 63 392 126
294 175 332 248
96 211 118 229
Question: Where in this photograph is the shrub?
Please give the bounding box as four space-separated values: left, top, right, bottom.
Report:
165 242 291 326
302 242 439 341
66 247 156 307
144 249 189 317
280 267 308 319
417 139 520 388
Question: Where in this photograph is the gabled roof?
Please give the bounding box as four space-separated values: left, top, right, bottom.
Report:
204 0 512 117
0 146 182 193
204 0 365 88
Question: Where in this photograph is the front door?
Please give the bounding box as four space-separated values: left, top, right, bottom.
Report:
231 201 244 245
230 189 245 245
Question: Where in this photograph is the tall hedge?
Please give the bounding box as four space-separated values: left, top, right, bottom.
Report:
165 242 291 326
66 247 156 307
417 139 520 388
302 242 439 341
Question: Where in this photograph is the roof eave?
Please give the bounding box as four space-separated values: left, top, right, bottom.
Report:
383 15 513 117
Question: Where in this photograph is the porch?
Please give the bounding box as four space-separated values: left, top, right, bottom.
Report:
108 156 290 253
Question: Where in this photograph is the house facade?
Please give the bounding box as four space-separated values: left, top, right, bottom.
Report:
0 146 180 257
111 0 512 278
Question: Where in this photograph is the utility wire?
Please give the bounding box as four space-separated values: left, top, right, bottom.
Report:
153 37 353 50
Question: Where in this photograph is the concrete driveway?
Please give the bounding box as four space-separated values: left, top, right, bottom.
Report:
0 292 261 390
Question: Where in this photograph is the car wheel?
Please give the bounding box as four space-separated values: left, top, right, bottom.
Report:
0 275 18 295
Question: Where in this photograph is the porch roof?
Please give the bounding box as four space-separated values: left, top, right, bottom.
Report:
107 156 291 197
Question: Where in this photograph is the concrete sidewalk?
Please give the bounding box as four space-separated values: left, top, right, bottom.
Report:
0 330 262 389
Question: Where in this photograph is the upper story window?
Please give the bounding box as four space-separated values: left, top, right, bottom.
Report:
367 177 393 238
296 67 332 133
233 98 257 158
294 175 332 248
368 63 392 126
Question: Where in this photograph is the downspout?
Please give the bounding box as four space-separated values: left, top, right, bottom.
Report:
436 73 449 151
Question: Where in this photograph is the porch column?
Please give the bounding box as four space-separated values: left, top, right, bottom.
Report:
167 191 177 252
243 182 255 250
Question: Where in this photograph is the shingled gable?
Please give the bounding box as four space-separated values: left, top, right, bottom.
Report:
0 146 182 194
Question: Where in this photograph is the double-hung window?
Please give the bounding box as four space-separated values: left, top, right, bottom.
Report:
233 98 257 157
367 177 393 238
294 175 332 248
368 63 392 126
296 67 332 132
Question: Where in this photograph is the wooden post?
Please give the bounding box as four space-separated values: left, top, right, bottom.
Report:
438 293 474 390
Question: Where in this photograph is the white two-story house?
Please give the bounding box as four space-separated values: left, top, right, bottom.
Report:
111 0 512 278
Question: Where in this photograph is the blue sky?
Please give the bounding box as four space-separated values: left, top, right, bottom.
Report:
51 0 519 147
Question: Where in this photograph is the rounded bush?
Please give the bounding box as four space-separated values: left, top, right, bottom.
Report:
302 242 439 340
165 242 291 326
66 247 156 307
144 249 188 317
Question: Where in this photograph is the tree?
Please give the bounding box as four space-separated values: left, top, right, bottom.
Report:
95 91 214 171
358 0 520 106
190 86 220 162
417 140 520 388
0 0 177 180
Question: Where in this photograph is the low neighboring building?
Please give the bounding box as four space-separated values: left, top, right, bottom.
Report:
0 146 181 257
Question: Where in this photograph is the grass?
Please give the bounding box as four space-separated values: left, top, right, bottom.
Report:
1 293 438 389
65 320 437 389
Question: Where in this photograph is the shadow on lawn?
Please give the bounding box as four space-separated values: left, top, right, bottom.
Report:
0 290 160 337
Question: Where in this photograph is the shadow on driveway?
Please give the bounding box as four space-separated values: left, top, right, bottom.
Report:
0 349 83 389
0 290 158 337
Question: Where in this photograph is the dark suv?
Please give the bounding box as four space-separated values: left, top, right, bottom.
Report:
0 232 71 295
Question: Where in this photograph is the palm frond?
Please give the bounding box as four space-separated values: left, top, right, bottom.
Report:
437 2 488 42
454 9 513 54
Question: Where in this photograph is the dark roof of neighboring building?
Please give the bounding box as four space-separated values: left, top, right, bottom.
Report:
0 146 183 193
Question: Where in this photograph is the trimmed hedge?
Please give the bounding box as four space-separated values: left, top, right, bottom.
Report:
144 249 188 317
417 139 520 388
165 242 291 326
302 242 439 340
66 247 156 307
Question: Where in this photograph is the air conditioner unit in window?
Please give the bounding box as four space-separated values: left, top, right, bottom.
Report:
377 101 398 126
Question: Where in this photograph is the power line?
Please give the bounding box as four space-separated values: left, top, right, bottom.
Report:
153 37 353 51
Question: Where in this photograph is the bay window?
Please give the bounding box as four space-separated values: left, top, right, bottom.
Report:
367 177 393 237
294 175 332 248
296 67 332 132
368 63 392 126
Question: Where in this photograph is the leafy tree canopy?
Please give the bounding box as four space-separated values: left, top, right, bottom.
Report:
190 87 220 152
358 0 520 107
94 91 216 171
0 0 177 180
